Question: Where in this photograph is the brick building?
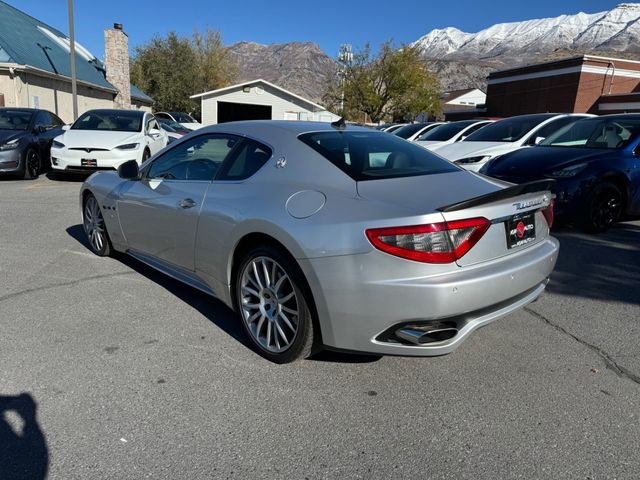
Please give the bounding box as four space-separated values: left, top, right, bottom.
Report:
485 55 640 117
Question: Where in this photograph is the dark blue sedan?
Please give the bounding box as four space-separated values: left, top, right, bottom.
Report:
480 114 640 232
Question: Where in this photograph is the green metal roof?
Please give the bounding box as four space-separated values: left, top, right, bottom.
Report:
131 84 153 103
0 0 151 102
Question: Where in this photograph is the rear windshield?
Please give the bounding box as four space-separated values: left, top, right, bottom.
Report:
72 111 143 132
416 121 476 142
299 130 459 181
540 117 640 149
464 115 556 142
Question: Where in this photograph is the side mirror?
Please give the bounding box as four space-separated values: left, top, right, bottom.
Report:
62 125 70 131
149 128 161 136
33 125 46 134
117 159 139 180
457 135 466 142
534 136 545 145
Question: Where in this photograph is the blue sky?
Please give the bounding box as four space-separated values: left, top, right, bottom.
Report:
15 0 623 60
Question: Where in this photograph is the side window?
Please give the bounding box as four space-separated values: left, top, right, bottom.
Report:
217 139 272 181
34 111 53 129
528 117 577 145
51 113 64 127
146 134 240 181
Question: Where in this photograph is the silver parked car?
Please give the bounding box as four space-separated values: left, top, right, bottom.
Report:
80 121 559 363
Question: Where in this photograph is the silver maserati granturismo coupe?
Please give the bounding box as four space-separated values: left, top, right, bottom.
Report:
80 120 559 363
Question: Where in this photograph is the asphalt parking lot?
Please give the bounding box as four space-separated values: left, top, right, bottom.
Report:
1 175 639 479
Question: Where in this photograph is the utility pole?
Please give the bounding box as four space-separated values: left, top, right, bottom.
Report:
337 44 353 115
68 0 78 120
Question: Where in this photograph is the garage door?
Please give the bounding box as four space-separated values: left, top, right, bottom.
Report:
218 102 272 123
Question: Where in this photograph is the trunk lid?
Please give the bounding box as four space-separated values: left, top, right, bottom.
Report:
437 180 554 267
356 171 499 215
357 173 554 268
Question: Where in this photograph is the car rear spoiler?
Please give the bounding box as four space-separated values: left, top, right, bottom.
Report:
437 180 555 212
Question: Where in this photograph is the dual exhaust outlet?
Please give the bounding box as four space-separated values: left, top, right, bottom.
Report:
396 324 459 345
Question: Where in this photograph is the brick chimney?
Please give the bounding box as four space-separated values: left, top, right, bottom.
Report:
104 23 131 109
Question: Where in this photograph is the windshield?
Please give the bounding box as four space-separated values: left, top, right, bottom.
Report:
170 112 196 123
0 110 33 130
393 123 431 139
299 130 459 181
72 111 143 132
416 121 476 142
540 118 640 149
464 115 556 142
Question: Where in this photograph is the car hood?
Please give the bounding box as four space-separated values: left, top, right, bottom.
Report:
0 130 26 144
356 170 500 214
487 146 614 177
435 141 520 161
57 130 141 149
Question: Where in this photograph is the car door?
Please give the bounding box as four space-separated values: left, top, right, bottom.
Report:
33 111 65 167
148 115 167 155
145 115 166 154
116 133 241 270
194 138 274 285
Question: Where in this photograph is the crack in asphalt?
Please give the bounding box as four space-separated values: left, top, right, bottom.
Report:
525 306 640 386
0 271 137 305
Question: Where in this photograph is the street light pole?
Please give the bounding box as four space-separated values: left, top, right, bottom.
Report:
67 0 78 120
337 44 353 116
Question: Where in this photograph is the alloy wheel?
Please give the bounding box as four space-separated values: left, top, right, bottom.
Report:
26 150 40 178
239 256 300 353
83 196 106 253
590 188 622 231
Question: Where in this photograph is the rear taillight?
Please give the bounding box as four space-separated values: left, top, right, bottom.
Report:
542 199 554 228
365 217 491 264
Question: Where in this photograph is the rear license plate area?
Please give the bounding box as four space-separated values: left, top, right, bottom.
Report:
81 158 97 167
505 212 536 249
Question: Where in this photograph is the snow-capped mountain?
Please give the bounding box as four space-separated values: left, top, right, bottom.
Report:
413 3 640 61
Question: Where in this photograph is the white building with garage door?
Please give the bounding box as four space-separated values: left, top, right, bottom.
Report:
191 79 339 125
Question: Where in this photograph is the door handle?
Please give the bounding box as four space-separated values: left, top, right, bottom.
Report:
178 198 196 209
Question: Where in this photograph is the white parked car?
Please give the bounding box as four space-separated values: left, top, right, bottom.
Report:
51 110 168 173
415 120 494 151
435 113 593 172
154 112 202 131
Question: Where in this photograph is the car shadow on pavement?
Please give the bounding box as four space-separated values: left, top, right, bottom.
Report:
0 393 49 480
66 224 381 364
46 171 89 182
549 222 640 305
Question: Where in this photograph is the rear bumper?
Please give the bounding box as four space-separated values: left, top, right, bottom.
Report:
301 236 559 356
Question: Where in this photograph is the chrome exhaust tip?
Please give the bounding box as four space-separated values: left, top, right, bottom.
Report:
396 326 459 345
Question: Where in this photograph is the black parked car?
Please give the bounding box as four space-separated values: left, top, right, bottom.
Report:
0 108 65 179
480 114 640 232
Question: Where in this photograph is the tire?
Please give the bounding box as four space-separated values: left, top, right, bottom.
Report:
579 181 624 233
234 245 317 363
82 194 113 256
22 148 41 180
